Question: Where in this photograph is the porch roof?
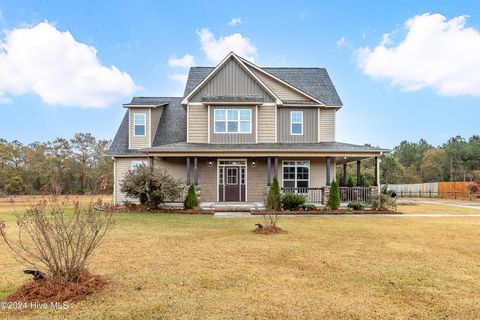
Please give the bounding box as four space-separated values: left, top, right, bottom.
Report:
141 142 390 157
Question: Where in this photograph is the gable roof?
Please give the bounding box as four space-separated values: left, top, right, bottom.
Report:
123 97 171 107
107 97 185 156
182 52 281 105
183 54 343 106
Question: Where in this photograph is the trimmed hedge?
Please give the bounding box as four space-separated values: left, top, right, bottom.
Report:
281 193 306 210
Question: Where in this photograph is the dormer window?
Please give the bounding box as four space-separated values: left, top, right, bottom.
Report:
133 113 146 136
214 109 251 134
290 111 303 135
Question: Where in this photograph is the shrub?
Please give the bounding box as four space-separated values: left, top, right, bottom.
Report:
347 175 355 188
327 180 340 210
120 164 182 209
347 201 365 210
302 204 317 211
371 193 397 211
266 176 281 211
184 184 198 209
0 198 114 282
281 193 306 210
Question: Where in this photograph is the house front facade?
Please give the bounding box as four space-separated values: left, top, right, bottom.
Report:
108 52 389 205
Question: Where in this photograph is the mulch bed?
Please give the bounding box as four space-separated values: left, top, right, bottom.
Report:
96 205 213 214
5 270 109 304
251 209 399 215
253 226 286 234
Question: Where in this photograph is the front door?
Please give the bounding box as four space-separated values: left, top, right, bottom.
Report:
224 166 240 201
218 162 246 202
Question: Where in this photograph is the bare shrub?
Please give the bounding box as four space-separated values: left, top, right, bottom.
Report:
0 198 114 283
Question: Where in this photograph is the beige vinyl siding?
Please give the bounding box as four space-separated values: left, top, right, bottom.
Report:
197 159 217 202
319 108 336 142
190 58 274 103
114 157 186 204
114 157 148 204
246 158 268 202
257 105 276 143
188 104 208 143
129 108 151 149
150 107 163 138
210 106 256 144
250 68 312 102
277 107 318 142
277 158 335 188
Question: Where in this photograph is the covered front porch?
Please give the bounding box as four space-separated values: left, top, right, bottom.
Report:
148 150 385 206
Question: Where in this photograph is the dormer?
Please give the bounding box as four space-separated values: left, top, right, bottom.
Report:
123 98 168 149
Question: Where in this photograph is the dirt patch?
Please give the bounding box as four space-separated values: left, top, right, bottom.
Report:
5 270 109 304
252 209 398 215
253 226 286 234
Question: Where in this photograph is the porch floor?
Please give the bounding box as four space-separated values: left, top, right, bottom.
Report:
200 202 265 211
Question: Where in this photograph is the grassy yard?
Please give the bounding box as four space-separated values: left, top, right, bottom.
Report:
2 209 480 319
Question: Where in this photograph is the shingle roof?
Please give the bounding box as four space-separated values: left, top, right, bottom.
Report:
107 97 185 155
183 66 343 106
123 97 170 106
142 142 389 153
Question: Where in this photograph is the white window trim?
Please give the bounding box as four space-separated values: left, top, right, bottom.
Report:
214 108 252 134
282 160 310 190
131 160 148 170
290 111 303 136
133 113 146 137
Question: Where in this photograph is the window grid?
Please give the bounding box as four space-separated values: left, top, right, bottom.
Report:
131 160 148 170
214 109 252 134
226 168 238 185
282 161 310 190
133 113 146 136
290 111 303 135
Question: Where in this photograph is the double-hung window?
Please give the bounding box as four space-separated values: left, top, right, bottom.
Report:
133 113 146 136
214 109 251 134
290 111 303 135
282 161 310 191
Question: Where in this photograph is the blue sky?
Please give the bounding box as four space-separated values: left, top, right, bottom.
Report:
0 0 479 148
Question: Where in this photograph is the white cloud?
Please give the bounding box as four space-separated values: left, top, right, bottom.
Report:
228 17 242 26
336 36 350 48
168 73 188 87
0 22 137 107
356 13 480 96
196 28 257 63
168 54 196 68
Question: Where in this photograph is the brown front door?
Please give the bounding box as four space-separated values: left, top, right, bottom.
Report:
224 166 240 201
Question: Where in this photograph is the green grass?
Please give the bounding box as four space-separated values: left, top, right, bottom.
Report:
1 210 480 319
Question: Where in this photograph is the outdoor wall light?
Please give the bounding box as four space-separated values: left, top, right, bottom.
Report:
252 160 256 167
208 161 213 167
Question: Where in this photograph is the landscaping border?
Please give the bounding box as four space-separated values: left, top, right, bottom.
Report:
251 209 399 215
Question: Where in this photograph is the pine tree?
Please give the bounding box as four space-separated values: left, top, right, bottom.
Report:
266 176 281 210
327 180 340 210
183 184 198 209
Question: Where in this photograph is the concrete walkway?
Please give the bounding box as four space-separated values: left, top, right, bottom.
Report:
213 211 480 218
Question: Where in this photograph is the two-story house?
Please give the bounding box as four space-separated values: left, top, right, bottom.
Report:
108 52 388 206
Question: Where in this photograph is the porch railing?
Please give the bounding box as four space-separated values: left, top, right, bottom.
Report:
281 187 323 204
340 187 373 203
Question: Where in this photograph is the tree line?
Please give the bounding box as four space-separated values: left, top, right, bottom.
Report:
337 135 480 186
0 133 112 195
0 133 478 195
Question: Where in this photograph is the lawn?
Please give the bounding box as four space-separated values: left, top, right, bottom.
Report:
2 209 480 319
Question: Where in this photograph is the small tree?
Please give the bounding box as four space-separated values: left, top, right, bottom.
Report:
327 180 340 210
120 164 182 208
184 184 198 209
0 199 114 282
266 176 281 210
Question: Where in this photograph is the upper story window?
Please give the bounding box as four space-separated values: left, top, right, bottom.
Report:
214 109 252 134
290 111 303 135
133 113 146 136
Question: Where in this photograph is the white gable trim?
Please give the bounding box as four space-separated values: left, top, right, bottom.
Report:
238 56 326 106
182 52 281 105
